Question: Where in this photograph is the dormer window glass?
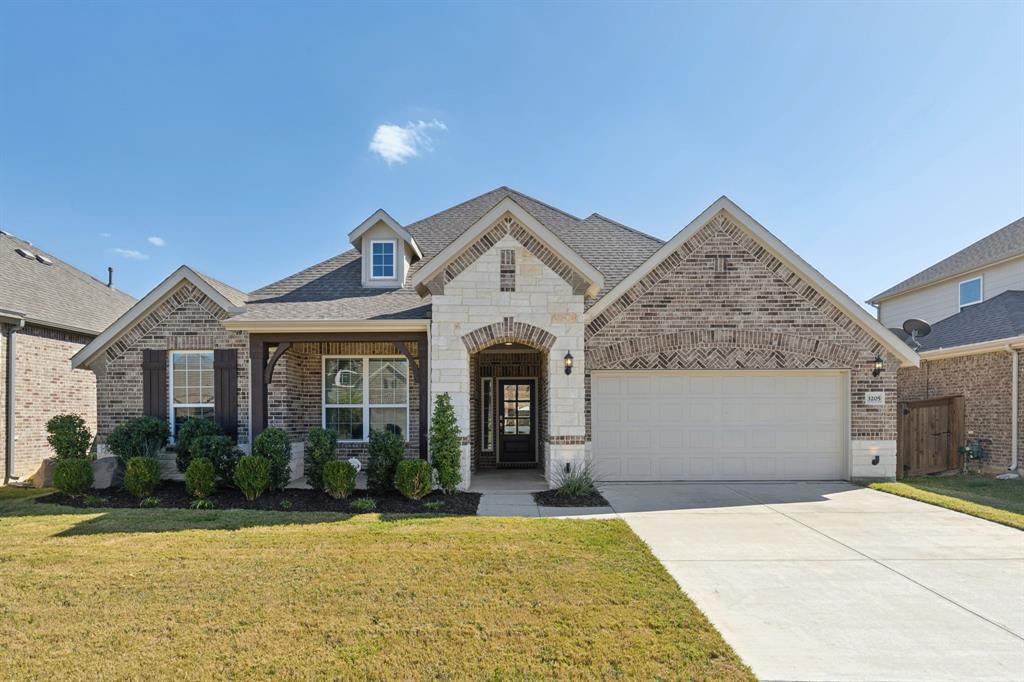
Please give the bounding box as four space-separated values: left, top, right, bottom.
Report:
958 275 983 310
371 240 396 279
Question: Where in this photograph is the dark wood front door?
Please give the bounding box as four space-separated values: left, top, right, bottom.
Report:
498 379 536 464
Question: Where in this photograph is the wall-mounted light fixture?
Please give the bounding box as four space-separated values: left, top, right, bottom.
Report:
872 355 884 378
564 350 574 375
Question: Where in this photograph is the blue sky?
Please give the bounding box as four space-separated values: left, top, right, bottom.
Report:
1 2 1021 309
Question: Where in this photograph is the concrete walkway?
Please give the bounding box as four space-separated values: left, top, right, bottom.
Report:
479 478 1024 682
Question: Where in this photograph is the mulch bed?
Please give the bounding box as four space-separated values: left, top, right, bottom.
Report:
35 482 480 515
533 489 610 507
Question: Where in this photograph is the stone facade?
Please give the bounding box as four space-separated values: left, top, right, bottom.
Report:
898 351 1021 472
586 210 900 481
0 323 97 481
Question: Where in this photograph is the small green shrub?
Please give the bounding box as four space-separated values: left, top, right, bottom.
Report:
253 427 291 491
304 427 338 492
189 499 216 510
174 418 222 472
45 414 93 460
107 416 168 467
53 458 93 497
184 457 216 498
322 460 357 500
429 393 462 495
279 499 292 511
554 462 599 498
140 496 160 508
395 459 433 500
83 495 107 508
350 497 377 512
423 501 444 511
124 457 160 499
367 430 405 493
234 455 270 501
191 435 239 482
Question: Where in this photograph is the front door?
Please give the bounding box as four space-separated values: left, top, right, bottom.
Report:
498 379 536 464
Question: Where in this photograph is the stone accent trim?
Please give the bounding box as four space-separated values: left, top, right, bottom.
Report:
547 435 586 445
462 317 557 354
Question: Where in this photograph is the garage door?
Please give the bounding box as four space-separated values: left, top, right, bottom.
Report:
592 371 847 481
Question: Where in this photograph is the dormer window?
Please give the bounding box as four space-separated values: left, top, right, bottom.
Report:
958 275 983 310
371 240 396 279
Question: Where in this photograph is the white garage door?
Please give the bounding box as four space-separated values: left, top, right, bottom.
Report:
592 371 847 481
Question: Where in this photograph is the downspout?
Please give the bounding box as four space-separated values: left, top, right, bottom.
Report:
4 318 25 484
1010 347 1019 473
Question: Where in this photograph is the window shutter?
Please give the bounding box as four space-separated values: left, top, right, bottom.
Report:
214 349 238 439
141 349 168 421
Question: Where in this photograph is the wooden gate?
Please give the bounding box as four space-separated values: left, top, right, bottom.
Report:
897 396 965 478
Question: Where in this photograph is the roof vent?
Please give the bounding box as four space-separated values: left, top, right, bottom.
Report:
35 254 53 265
15 247 36 260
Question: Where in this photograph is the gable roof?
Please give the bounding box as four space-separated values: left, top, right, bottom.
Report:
869 217 1024 303
894 290 1024 353
0 231 135 335
586 196 921 367
348 209 423 260
71 265 247 369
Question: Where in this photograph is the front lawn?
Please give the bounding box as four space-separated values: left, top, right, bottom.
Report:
0 488 752 681
870 474 1024 530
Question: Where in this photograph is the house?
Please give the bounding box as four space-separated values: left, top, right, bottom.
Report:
869 217 1023 476
1 231 136 483
72 188 918 488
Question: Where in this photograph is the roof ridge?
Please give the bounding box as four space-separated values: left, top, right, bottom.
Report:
0 231 135 302
502 186 582 222
405 187 509 228
586 212 665 243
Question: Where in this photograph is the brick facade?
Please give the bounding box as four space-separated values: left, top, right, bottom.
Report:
898 351 1021 472
1 323 97 480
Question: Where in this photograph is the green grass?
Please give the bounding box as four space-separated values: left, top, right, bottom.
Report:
870 474 1024 530
0 488 752 681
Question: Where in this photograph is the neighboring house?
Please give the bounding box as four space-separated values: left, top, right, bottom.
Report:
869 218 1024 476
72 188 918 488
1 231 136 483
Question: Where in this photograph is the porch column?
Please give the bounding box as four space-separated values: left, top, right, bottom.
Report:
249 337 268 441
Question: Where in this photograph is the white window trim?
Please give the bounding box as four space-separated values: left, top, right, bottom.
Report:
959 275 984 310
481 376 494 452
322 355 409 443
168 350 215 440
369 239 398 280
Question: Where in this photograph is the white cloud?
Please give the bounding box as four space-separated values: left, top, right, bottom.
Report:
111 248 148 260
147 236 166 247
99 232 111 238
369 119 447 164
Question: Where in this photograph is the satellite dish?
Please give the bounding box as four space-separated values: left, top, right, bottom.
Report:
902 318 932 350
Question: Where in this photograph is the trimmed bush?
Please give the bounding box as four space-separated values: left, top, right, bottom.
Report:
395 459 433 500
429 392 462 495
234 455 271 501
124 457 160 499
350 497 376 512
322 460 357 500
174 418 222 472
253 427 291 491
184 457 216 498
366 430 405 493
190 435 239 483
45 414 92 460
53 458 93 497
107 416 169 468
304 427 338 493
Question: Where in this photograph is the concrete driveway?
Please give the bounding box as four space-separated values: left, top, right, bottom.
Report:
600 482 1024 682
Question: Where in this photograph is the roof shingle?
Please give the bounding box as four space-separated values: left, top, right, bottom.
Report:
898 289 1024 351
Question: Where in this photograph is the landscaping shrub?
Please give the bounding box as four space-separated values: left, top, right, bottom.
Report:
140 496 160 508
174 418 222 472
429 392 462 494
234 455 271 501
53 458 93 497
107 416 169 468
184 457 216 498
304 427 338 493
554 462 599 498
366 430 405 493
45 414 92 460
350 497 376 512
322 460 357 500
395 459 433 500
190 435 239 483
124 457 160 499
189 499 216 510
253 427 291 491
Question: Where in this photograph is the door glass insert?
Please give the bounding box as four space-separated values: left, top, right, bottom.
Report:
501 382 532 435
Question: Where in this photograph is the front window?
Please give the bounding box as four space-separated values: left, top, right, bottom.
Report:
959 276 983 310
169 351 214 438
481 377 494 451
323 356 408 441
371 241 396 279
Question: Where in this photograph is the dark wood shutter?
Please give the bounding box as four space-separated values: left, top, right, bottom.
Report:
142 349 168 421
214 349 238 440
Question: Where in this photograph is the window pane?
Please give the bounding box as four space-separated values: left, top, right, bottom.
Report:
324 359 363 405
173 407 215 437
518 385 531 400
172 352 214 405
369 358 407 404
370 407 406 438
326 407 363 441
371 242 395 278
959 278 982 306
482 378 493 451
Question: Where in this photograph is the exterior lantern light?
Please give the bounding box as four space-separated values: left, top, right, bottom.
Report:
872 355 884 378
564 350 574 375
